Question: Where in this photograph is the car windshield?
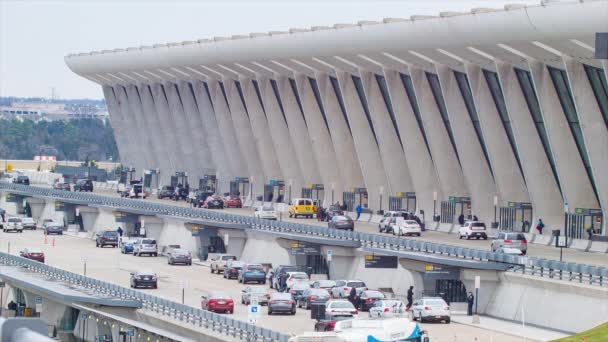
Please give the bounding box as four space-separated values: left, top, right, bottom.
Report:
247 265 264 271
291 273 308 279
364 291 384 298
347 281 365 288
142 239 156 244
376 300 403 307
26 248 43 253
173 249 189 255
331 315 353 322
8 218 21 222
221 255 235 260
405 220 418 225
335 216 351 221
471 222 486 228
424 299 447 306
311 289 329 296
229 262 245 268
272 293 292 300
210 292 230 299
104 231 118 236
262 206 275 211
329 301 354 309
138 272 155 276
317 280 336 287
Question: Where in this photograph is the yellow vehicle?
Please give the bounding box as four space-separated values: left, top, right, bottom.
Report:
288 198 315 218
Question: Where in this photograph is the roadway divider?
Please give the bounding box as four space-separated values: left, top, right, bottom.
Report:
1 182 607 288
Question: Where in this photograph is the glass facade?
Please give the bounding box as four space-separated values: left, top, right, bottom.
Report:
548 66 598 202
514 68 561 195
454 71 493 176
308 77 330 131
270 79 288 125
583 64 608 129
351 75 378 144
234 81 249 117
399 73 432 157
426 72 460 162
251 80 266 115
329 76 352 133
375 74 402 146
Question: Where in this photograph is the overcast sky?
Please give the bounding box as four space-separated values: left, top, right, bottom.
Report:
1 0 540 100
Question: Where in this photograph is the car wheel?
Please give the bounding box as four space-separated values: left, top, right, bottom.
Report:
262 280 266 285
466 234 471 240
446 318 451 324
153 284 157 289
153 253 157 257
268 310 272 316
419 313 424 323
291 310 296 315
483 236 488 240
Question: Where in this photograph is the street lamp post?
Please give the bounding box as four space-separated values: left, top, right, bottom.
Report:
433 191 438 221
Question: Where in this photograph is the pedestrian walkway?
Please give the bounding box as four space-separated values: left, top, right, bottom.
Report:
451 313 569 342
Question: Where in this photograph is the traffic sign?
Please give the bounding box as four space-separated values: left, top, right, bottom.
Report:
35 296 43 304
247 304 261 324
326 249 333 262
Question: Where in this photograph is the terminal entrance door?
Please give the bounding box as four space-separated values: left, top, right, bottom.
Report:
440 197 471 224
567 209 603 239
264 180 285 202
499 202 533 232
389 192 417 212
344 188 368 212
434 280 467 303
302 184 325 206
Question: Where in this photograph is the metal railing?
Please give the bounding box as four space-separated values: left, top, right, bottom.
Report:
0 252 289 342
2 182 607 288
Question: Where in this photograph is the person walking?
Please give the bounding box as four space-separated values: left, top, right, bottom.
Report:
536 218 545 235
473 215 479 221
279 272 289 292
467 292 475 316
458 214 465 226
348 287 357 307
355 203 362 221
0 208 5 222
116 226 123 237
317 206 324 222
587 226 594 240
406 286 414 310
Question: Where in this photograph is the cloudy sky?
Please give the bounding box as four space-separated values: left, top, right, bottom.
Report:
1 0 540 100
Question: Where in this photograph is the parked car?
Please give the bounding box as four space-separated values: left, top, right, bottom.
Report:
270 265 301 289
95 230 119 247
238 263 267 284
121 239 138 254
289 282 311 300
253 205 278 220
330 280 367 299
356 290 385 311
458 221 488 240
286 271 309 290
188 190 213 207
130 271 158 289
223 260 245 279
328 215 355 231
43 222 64 235
3 217 23 233
324 299 358 316
378 211 411 233
224 196 242 208
19 247 45 263
369 299 406 318
391 218 422 237
13 175 30 185
125 182 148 199
495 247 525 256
241 286 270 306
314 312 354 331
73 179 93 192
157 186 175 199
324 205 344 222
268 293 296 315
133 238 158 256
411 297 451 323
311 279 336 290
201 291 234 314
210 254 237 274
21 217 37 230
203 196 224 209
167 248 192 265
288 198 315 218
297 288 331 309
491 232 528 254
53 182 71 191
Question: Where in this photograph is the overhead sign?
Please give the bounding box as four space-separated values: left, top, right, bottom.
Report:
54 201 69 212
449 196 471 203
422 264 460 280
268 180 285 186
575 208 603 216
508 202 532 209
190 225 203 236
353 187 368 194
364 255 398 269
125 328 135 337
235 177 249 184
5 193 21 203
290 242 320 255
326 249 333 262
113 211 129 223
475 276 481 289
35 296 42 304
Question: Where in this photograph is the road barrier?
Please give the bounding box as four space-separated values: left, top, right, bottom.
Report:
1 182 607 288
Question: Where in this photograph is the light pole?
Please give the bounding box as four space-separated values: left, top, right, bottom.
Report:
433 191 438 221
493 195 498 228
331 183 335 204
379 186 384 214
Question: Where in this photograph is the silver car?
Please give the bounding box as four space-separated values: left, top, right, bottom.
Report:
268 293 296 315
369 299 406 318
241 286 270 306
133 238 158 257
167 248 192 265
491 232 528 254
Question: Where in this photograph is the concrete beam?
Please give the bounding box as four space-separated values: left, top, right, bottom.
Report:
124 84 160 171
113 85 148 175
102 86 136 171
25 197 46 221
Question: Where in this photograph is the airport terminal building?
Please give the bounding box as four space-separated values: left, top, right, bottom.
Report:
66 1 608 236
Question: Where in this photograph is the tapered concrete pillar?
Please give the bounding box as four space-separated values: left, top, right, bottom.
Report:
25 197 46 221
223 79 265 193
383 69 438 221
191 80 232 193
563 58 608 234
495 61 563 229
176 81 214 179
315 72 364 193
76 206 99 232
464 64 529 207
137 84 176 185
294 72 344 205
409 67 467 200
124 84 159 171
435 64 496 223
257 75 305 199
335 70 389 211
102 86 136 170
239 77 282 182
358 70 414 198
528 60 598 211
113 85 148 174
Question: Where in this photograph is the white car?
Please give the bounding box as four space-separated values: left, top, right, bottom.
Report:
254 205 278 220
325 299 358 316
330 280 367 299
458 221 488 240
377 211 408 233
21 217 37 230
391 218 421 237
286 271 309 290
411 297 451 323
369 299 406 318
3 217 23 233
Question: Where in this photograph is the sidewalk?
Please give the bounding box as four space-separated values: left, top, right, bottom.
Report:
451 313 569 341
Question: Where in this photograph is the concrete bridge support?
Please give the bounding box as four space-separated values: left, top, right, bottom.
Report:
25 197 46 222
217 229 247 260
77 206 99 233
240 231 290 268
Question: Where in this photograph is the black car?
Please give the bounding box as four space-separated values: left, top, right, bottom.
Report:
53 182 71 191
73 179 93 192
203 196 224 209
157 186 174 199
270 265 301 289
95 230 119 248
325 205 344 221
130 271 157 289
190 190 213 207
314 313 354 331
328 215 355 231
13 176 30 185
223 261 245 279
356 290 385 311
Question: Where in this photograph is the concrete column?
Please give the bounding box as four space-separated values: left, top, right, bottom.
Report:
335 70 389 211
275 75 322 186
113 85 148 174
239 77 282 182
191 80 232 193
141 216 164 242
163 82 201 180
495 61 563 229
358 70 414 198
435 64 496 223
383 69 438 221
563 58 608 234
137 84 176 185
176 80 214 180
464 64 529 207
257 75 305 197
124 84 159 170
294 72 344 205
25 197 46 222
206 80 246 183
528 60 598 210
223 79 265 191
102 86 135 170
409 66 467 199
314 72 365 193
76 206 99 232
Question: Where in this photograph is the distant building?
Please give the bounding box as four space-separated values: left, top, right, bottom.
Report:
0 101 108 121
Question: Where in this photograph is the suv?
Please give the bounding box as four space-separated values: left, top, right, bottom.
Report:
74 179 93 192
13 176 30 185
491 232 528 254
271 265 301 289
133 238 158 257
210 254 237 274
458 221 488 240
95 230 119 248
157 186 175 199
3 217 23 233
21 217 37 230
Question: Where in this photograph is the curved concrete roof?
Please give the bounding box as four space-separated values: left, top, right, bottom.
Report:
65 1 608 80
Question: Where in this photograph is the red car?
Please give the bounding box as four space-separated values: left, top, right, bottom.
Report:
224 196 242 208
201 291 234 313
20 248 45 263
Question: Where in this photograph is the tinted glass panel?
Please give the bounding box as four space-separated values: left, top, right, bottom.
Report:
251 80 266 115
583 64 608 129
351 75 378 144
426 72 460 162
375 74 402 146
308 77 330 131
399 73 432 157
289 78 306 127
329 76 352 133
270 79 288 125
234 81 249 117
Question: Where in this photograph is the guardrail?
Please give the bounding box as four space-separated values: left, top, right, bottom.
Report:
2 182 607 288
0 251 288 342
